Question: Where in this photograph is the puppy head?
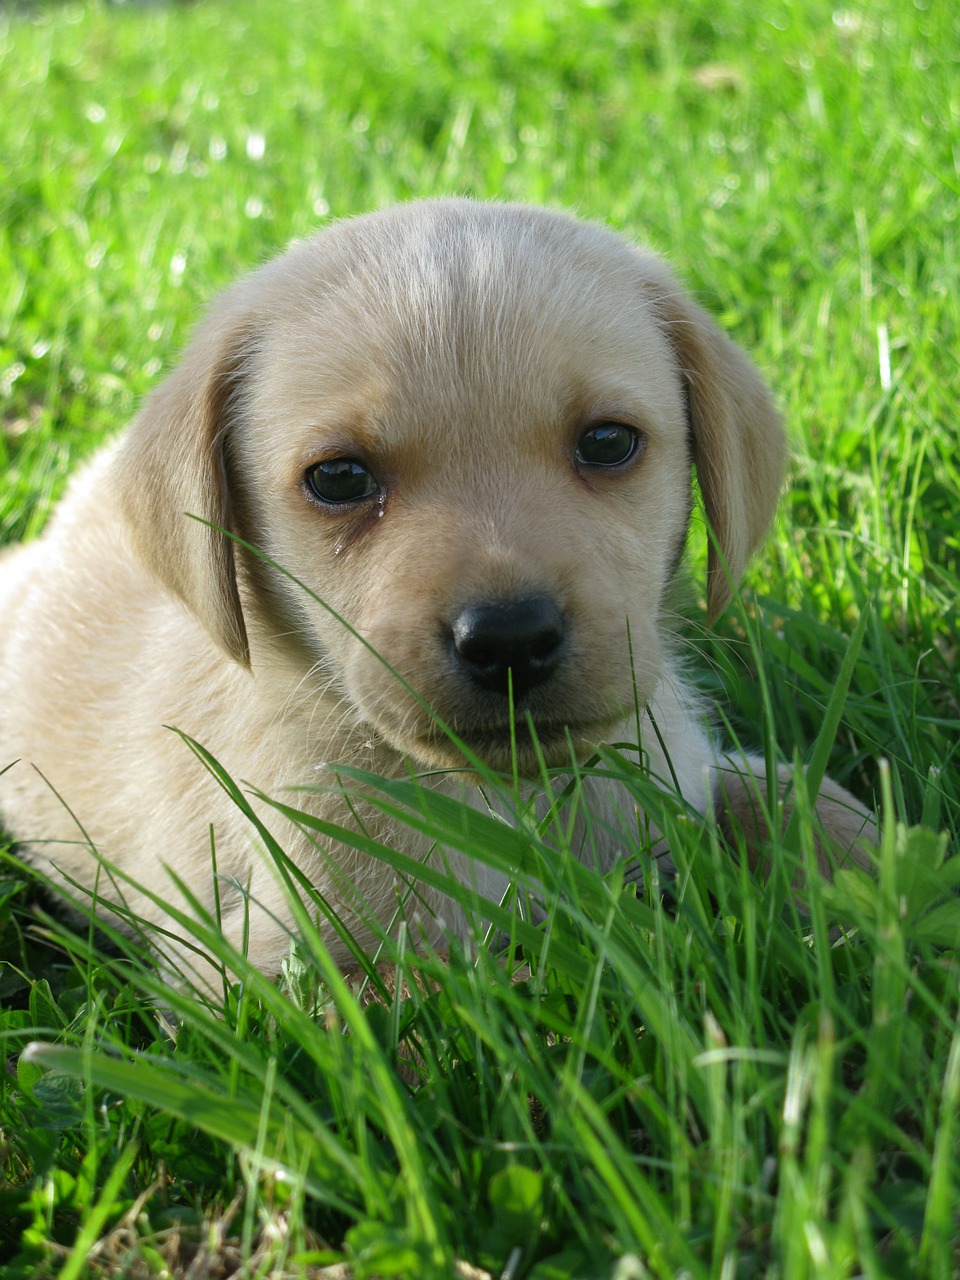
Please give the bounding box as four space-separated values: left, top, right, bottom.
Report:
112 200 784 771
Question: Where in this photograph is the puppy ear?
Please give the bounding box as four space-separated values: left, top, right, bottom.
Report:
645 268 786 619
109 304 255 666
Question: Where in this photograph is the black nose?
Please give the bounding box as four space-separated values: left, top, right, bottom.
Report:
450 595 565 699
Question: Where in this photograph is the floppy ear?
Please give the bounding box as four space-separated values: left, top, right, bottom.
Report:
109 303 255 667
646 270 786 619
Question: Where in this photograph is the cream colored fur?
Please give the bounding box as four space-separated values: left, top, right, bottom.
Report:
0 200 872 985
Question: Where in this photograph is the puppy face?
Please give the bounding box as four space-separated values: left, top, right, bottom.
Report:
232 211 690 771
114 201 783 775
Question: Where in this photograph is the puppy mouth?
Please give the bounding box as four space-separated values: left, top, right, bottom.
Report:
404 712 623 773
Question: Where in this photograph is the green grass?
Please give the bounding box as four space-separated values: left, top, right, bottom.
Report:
1 0 958 1276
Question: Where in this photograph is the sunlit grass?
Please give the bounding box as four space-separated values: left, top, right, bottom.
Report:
1 0 957 1275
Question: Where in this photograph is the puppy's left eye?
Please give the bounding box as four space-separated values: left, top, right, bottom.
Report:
575 422 643 469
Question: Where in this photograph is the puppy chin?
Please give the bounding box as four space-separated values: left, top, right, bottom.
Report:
383 715 622 777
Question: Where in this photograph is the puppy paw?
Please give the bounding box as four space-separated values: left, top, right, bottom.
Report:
714 754 876 879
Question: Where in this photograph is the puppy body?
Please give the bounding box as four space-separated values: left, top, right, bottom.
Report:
0 200 865 982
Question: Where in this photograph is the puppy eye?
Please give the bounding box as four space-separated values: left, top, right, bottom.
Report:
305 458 379 505
575 422 643 469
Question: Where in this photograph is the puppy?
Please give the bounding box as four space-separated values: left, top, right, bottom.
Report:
0 200 871 984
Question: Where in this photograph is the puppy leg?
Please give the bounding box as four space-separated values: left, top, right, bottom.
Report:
714 754 876 878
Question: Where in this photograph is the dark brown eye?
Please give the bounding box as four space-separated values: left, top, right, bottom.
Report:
575 422 643 469
305 458 379 505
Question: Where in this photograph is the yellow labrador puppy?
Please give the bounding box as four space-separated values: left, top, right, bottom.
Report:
0 200 870 983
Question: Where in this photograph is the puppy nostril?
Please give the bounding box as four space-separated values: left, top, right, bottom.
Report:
450 595 565 698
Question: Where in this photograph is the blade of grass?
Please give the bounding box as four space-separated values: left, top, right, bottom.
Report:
781 604 871 855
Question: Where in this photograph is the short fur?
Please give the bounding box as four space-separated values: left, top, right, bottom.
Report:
0 200 872 985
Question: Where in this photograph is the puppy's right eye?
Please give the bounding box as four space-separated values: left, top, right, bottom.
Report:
305 458 379 505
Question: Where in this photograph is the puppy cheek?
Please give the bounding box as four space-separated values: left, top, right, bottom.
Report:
595 616 663 714
341 604 447 731
621 615 663 693
567 557 666 696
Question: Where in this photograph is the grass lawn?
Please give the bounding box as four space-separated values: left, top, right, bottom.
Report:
1 0 958 1276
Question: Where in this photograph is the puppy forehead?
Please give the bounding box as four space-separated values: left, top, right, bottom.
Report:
250 203 683 446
